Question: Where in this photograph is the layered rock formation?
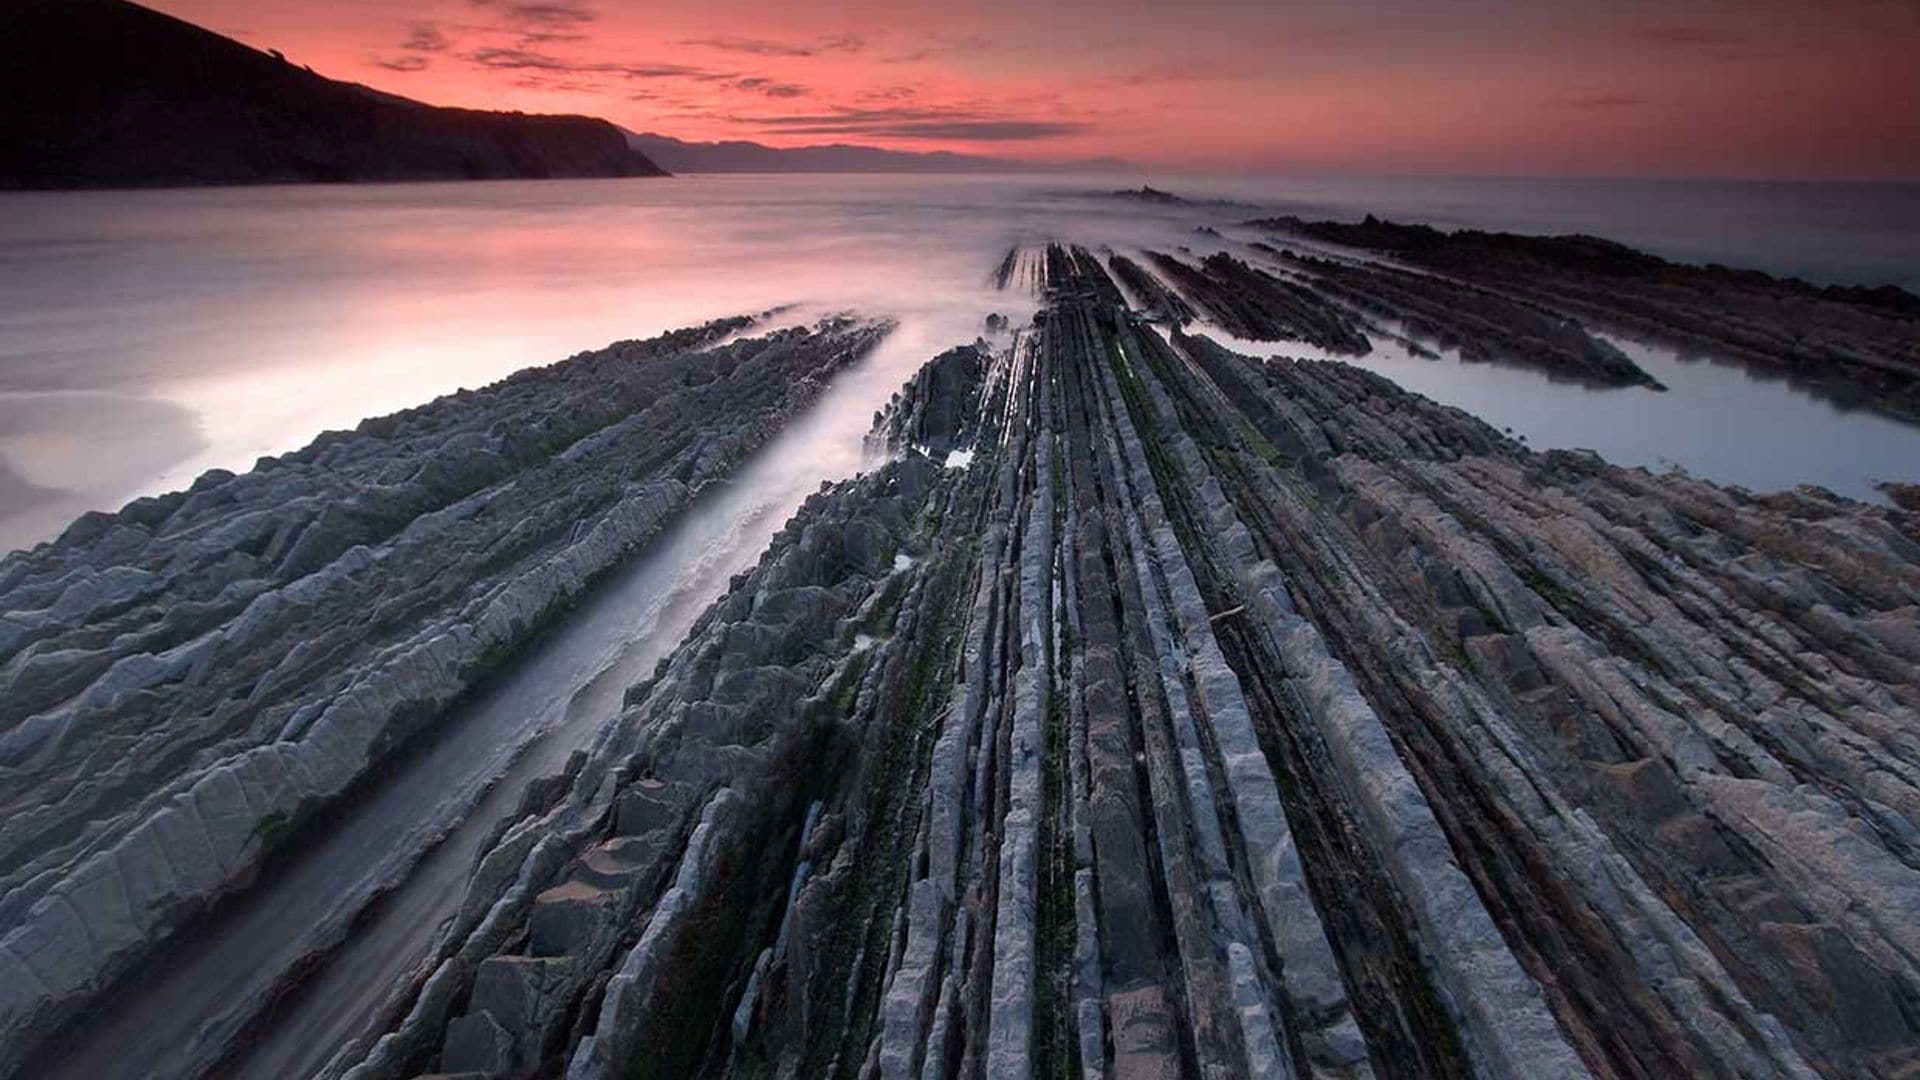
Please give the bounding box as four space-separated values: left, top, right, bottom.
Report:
1252 214 1920 416
323 247 1920 1080
1255 247 1659 388
1107 254 1197 326
0 0 666 188
0 315 889 1072
1143 251 1372 355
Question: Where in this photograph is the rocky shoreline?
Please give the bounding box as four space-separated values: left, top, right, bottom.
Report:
305 246 1918 1079
1251 214 1920 417
0 315 889 1072
4 202 1920 1079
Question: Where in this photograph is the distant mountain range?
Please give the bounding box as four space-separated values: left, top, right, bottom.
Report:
625 131 1132 175
0 0 665 189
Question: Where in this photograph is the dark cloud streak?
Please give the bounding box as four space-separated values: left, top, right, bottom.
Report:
370 55 431 72
731 76 808 98
459 47 812 100
468 0 597 30
1627 22 1784 61
1553 93 1650 110
465 47 732 80
740 106 1089 141
881 32 991 63
468 0 597 46
683 34 865 57
400 24 450 53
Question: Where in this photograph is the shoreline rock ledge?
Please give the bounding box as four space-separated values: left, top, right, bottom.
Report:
0 315 890 1073
327 247 1919 1080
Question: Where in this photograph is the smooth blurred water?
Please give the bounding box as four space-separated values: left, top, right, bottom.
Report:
1169 175 1920 293
4 171 1918 1080
0 172 1916 552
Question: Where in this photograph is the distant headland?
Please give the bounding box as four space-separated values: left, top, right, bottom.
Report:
0 0 666 189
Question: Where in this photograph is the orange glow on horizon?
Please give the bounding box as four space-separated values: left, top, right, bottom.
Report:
146 0 1920 180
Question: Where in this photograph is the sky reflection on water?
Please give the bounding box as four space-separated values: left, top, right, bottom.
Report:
0 173 1916 552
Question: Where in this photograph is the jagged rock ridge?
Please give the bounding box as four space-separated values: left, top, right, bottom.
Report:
1254 214 1920 417
0 315 890 1073
326 247 1920 1080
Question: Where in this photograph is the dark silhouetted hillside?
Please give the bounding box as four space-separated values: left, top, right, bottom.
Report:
626 131 1132 174
0 0 666 188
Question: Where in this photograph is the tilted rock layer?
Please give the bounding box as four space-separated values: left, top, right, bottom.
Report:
1253 214 1920 416
0 315 889 1071
330 247 1920 1080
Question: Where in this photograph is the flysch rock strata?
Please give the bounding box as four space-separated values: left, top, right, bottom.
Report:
330 244 1920 1080
1143 250 1372 355
0 314 890 1073
1253 214 1920 419
1254 247 1660 389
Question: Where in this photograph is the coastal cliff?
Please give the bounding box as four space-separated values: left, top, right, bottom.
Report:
0 0 666 189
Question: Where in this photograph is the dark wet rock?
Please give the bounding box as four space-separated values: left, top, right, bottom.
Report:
439 1011 513 1075
1107 253 1197 325
1881 481 1920 512
1112 185 1185 204
1272 248 1661 388
335 246 1920 1080
1145 250 1372 353
1255 213 1920 419
993 245 1047 295
1104 187 1257 211
991 247 1020 290
336 393 989 1080
867 344 986 457
18 227 1920 1080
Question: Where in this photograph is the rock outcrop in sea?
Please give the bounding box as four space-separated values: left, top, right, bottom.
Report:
312 246 1920 1080
0 315 889 1072
1253 214 1920 416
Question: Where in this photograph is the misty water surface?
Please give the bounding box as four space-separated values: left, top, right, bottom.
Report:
1 172 1917 552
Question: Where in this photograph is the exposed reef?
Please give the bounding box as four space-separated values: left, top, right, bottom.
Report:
6 171 1920 1080
0 315 888 1071
1882 482 1920 512
1144 250 1372 354
1253 214 1920 417
1107 253 1198 325
1257 246 1660 388
323 248 1920 1080
1104 187 1258 211
1111 185 1189 205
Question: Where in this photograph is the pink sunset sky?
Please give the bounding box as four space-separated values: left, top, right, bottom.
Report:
150 0 1920 179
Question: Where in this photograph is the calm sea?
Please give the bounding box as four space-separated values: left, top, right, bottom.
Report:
0 173 1916 552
